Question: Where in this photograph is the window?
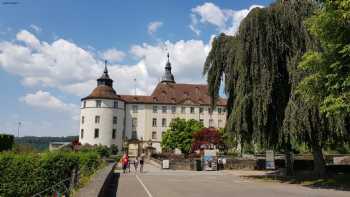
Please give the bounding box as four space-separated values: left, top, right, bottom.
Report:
94 128 99 138
83 101 86 108
190 107 195 114
152 118 157 127
132 131 137 139
209 119 213 127
112 129 116 139
223 108 226 113
114 101 118 108
200 119 204 125
181 107 186 113
81 129 84 139
132 118 137 130
81 116 84 124
208 107 212 114
162 118 167 127
132 105 138 113
199 107 204 114
162 106 167 113
95 116 100 124
218 120 223 128
218 107 222 114
152 131 157 140
113 116 117 124
153 105 158 113
171 106 176 113
96 100 102 108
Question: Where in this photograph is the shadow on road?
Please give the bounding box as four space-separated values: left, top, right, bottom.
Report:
242 171 350 192
99 172 120 197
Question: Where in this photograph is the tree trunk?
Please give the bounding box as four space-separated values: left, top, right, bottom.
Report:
311 143 326 177
285 151 294 176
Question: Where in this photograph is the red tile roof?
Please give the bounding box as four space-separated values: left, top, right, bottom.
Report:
120 83 226 106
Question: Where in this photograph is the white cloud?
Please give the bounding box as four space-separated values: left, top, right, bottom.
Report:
0 29 213 99
148 21 163 35
101 48 126 63
29 24 42 33
190 3 264 35
20 90 78 115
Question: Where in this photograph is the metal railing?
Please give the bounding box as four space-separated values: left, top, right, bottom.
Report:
31 169 79 197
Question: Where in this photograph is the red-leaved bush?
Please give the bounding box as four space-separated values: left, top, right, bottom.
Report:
191 128 223 152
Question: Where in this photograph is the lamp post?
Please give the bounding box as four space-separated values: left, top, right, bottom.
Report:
123 136 128 153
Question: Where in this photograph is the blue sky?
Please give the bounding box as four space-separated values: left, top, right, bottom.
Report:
0 0 274 137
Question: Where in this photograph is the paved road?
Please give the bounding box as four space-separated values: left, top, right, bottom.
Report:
115 164 349 197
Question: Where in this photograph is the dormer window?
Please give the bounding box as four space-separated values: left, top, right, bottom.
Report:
113 101 118 108
83 101 86 108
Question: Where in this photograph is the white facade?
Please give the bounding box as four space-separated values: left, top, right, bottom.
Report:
79 59 227 153
79 99 124 149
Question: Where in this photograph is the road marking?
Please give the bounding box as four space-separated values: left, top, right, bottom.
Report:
136 174 153 197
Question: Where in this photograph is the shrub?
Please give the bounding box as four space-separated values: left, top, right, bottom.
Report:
0 150 103 197
0 134 14 152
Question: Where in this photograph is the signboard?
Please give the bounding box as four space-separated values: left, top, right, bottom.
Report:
203 149 218 171
128 144 138 157
265 150 275 170
162 160 170 169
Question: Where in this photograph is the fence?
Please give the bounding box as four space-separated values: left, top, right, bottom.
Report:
31 168 79 197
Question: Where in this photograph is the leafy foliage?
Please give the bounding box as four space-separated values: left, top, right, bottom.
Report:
191 128 223 151
297 0 350 117
204 0 350 176
161 118 203 154
0 134 14 152
0 150 102 197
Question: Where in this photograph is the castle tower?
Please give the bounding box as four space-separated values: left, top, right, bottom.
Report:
160 53 176 83
79 61 124 148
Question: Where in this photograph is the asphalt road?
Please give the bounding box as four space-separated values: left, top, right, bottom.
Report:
116 164 350 197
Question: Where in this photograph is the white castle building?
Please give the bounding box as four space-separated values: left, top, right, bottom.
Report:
79 54 227 153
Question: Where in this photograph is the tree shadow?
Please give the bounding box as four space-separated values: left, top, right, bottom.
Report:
98 172 120 197
241 171 350 191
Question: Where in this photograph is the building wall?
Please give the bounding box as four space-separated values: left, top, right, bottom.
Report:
79 99 226 153
124 103 227 152
79 99 124 149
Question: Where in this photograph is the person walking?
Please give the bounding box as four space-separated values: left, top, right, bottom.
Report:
134 157 139 172
139 153 145 173
121 153 129 173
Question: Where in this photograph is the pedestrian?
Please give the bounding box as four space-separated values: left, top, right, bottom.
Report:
121 153 129 173
139 153 145 173
134 158 139 172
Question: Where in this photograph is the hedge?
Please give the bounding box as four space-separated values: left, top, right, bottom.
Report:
0 151 102 197
0 134 14 152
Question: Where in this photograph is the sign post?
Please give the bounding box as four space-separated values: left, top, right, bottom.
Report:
265 150 275 170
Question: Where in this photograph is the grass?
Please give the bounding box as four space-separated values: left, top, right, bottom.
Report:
242 171 350 191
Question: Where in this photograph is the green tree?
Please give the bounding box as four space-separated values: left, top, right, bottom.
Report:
161 118 203 155
203 0 347 176
297 0 350 117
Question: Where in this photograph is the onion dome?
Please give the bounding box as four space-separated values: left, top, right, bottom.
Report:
81 60 120 100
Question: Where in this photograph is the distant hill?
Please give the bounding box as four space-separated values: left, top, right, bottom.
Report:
15 136 78 150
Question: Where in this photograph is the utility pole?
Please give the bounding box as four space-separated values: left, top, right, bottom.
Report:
17 121 21 137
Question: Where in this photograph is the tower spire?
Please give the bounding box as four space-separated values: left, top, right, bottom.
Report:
104 60 108 74
97 60 113 87
160 53 175 84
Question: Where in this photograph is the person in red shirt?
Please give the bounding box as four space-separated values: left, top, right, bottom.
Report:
121 153 129 173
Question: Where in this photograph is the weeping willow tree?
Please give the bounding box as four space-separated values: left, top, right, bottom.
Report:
204 0 348 176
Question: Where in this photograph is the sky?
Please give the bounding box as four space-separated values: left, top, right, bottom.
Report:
0 0 274 137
